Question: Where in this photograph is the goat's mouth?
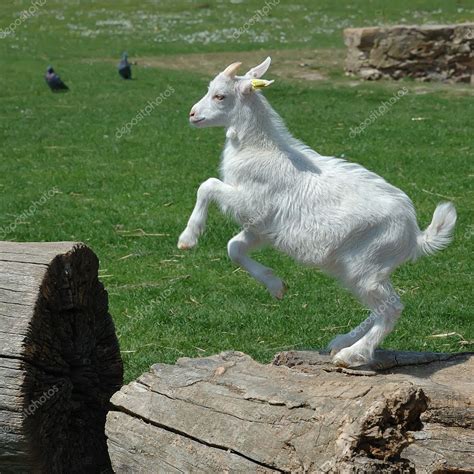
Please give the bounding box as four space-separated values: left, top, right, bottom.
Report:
190 117 205 125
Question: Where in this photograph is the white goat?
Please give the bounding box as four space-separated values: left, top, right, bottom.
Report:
178 57 457 367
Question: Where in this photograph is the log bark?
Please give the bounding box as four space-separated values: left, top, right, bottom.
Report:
103 350 472 473
0 242 123 473
273 350 474 473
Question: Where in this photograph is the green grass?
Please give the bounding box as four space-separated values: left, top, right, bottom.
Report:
0 0 473 382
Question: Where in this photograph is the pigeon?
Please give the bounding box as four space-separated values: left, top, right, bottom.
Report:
118 52 132 79
45 66 69 92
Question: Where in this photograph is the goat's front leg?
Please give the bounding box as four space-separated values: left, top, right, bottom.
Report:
228 230 287 299
178 178 236 250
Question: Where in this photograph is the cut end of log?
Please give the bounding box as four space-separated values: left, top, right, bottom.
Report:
0 242 123 473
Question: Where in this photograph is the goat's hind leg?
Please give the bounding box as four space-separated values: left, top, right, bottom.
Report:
228 230 287 299
328 315 375 356
332 281 404 367
328 277 378 355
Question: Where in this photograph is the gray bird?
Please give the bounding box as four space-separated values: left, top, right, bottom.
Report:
118 52 132 79
45 66 69 92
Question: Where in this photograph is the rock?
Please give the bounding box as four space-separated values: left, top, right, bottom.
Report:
344 23 474 83
359 67 382 80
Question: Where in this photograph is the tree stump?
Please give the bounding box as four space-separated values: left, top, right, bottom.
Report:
0 242 123 473
106 349 472 472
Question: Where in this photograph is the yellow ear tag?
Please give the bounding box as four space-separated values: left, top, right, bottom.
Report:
251 79 274 90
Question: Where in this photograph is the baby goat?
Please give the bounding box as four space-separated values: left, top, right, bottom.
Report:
178 57 457 367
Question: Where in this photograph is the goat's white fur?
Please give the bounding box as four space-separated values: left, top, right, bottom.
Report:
179 57 457 367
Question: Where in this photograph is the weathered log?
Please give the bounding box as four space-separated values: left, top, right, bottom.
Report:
274 350 474 473
104 350 471 473
0 242 123 473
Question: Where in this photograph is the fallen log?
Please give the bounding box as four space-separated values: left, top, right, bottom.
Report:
274 350 474 473
0 242 123 473
106 349 472 473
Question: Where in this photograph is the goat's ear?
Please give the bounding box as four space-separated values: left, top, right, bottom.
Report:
238 79 254 95
238 78 274 95
244 56 271 79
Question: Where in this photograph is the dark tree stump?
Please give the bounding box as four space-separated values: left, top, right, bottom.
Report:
0 242 123 473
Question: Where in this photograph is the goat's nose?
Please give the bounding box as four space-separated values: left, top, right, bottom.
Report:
189 108 196 118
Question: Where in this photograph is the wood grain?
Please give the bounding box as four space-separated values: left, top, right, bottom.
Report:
0 242 123 473
274 349 474 472
104 350 474 472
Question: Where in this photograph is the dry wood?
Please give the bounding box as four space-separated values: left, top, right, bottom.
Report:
274 349 474 473
103 349 473 473
0 242 123 473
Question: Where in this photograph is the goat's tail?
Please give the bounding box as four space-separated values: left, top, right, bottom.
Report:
415 202 457 259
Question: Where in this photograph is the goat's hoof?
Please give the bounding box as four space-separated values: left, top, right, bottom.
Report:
177 229 198 250
332 357 349 368
328 334 354 356
332 347 371 368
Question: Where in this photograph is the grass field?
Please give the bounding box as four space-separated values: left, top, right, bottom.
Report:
0 0 473 382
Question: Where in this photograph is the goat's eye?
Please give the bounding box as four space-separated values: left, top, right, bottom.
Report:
214 94 225 101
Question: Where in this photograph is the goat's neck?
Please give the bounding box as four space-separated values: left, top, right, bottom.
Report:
226 95 292 150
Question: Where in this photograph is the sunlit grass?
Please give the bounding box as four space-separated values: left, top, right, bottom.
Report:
0 0 472 382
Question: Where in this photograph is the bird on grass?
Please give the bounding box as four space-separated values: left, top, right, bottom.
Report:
118 52 132 79
45 66 69 92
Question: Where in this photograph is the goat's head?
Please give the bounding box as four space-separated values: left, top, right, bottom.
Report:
189 57 274 128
